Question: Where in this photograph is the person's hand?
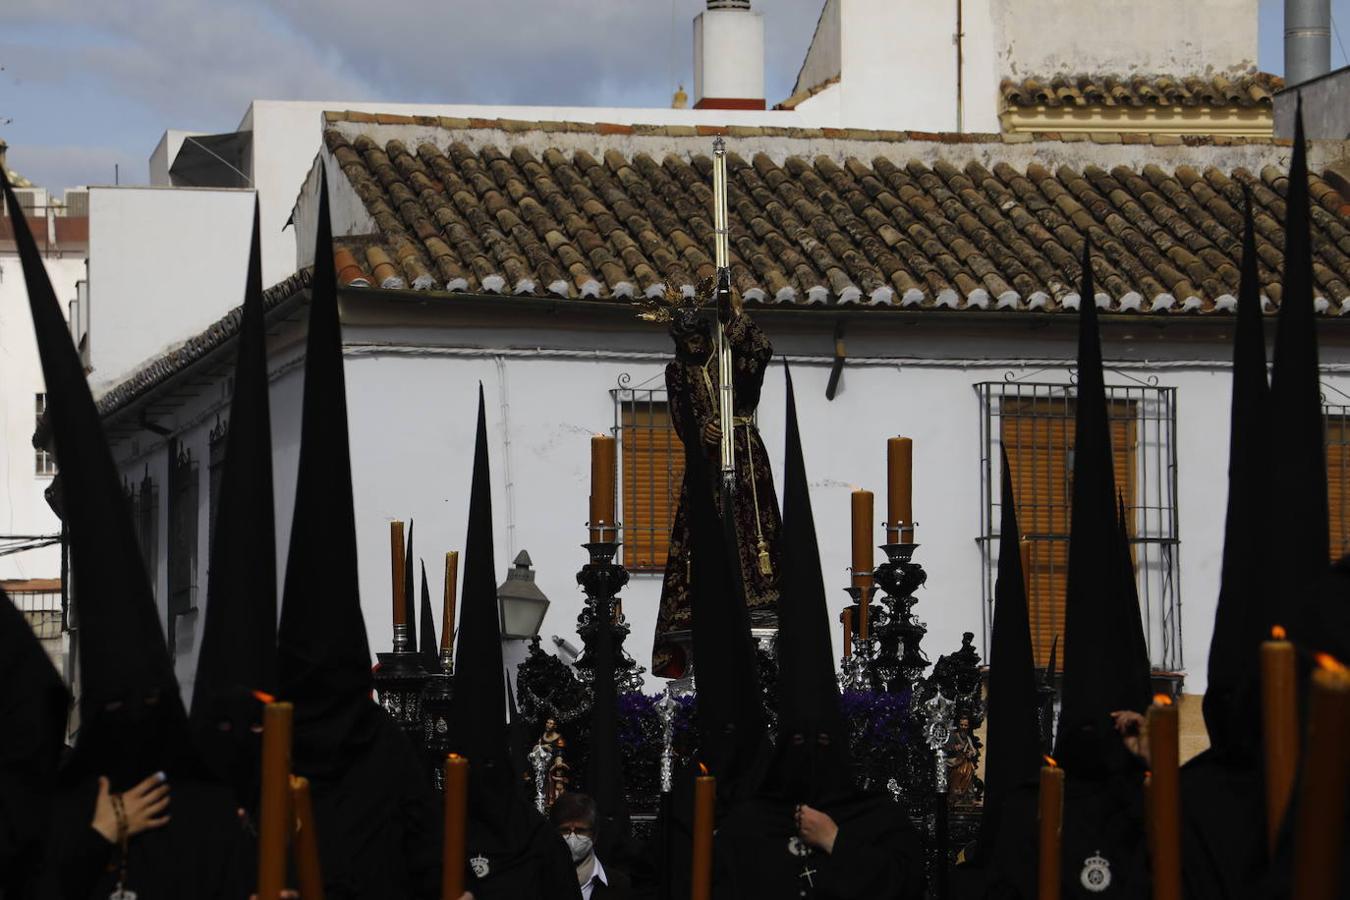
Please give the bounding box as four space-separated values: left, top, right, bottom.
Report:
701 421 722 447
796 804 839 855
91 773 170 843
1110 710 1150 765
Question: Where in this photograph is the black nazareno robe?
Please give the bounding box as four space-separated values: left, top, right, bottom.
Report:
45 776 249 899
0 593 69 899
654 312 782 677
1177 750 1266 900
713 792 925 900
302 705 442 899
984 764 1148 900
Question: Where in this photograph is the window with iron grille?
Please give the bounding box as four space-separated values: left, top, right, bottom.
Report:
167 441 198 654
613 376 685 572
135 468 158 593
976 379 1181 672
208 417 229 556
1323 405 1350 558
34 394 56 476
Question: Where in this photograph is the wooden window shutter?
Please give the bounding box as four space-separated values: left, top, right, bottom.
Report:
1326 414 1350 559
621 403 685 571
1001 397 1137 666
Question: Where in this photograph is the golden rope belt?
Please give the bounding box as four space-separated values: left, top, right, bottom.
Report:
698 363 773 579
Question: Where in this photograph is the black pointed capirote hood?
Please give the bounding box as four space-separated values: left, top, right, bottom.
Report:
1269 99 1328 610
446 386 509 763
419 559 438 668
1204 195 1272 759
1055 240 1149 773
191 201 278 732
4 170 190 778
585 572 631 856
1043 634 1059 687
278 169 372 713
974 449 1041 864
685 398 766 801
774 363 849 759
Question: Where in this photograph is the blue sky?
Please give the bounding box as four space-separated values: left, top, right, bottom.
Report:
2 0 1346 195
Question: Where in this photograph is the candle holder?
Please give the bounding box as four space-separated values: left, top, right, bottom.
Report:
586 521 620 545
574 537 645 694
374 646 430 744
529 741 553 814
420 663 455 789
870 541 931 693
656 687 679 794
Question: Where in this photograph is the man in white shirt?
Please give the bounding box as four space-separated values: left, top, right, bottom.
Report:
550 792 633 900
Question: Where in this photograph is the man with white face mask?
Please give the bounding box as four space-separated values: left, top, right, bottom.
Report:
550 792 634 900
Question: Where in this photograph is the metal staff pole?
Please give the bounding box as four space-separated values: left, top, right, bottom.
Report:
711 138 736 493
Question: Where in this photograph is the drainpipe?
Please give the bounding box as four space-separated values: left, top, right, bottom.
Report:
955 0 965 133
1285 0 1331 87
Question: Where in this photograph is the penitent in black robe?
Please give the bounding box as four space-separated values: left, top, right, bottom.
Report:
460 813 581 900
713 792 925 900
985 767 1148 900
46 777 250 900
303 706 442 899
1177 751 1267 900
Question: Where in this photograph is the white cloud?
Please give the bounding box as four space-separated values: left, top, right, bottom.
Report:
1 0 825 190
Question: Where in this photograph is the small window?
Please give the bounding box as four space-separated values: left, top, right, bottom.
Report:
34 394 56 476
135 469 159 595
977 380 1180 671
615 380 685 572
167 441 198 655
208 417 229 556
1324 407 1350 558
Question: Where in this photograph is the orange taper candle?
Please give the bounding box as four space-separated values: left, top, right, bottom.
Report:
842 607 853 659
1261 625 1298 852
257 701 293 900
443 755 469 900
290 776 325 900
887 437 913 543
590 434 617 543
391 520 407 630
1291 656 1350 900
1147 695 1181 900
851 489 874 587
1038 757 1064 900
691 767 716 900
441 550 459 659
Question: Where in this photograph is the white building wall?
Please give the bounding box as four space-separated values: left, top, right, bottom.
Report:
0 254 85 582
86 186 256 391
994 0 1259 78
837 0 1001 134
109 339 305 708
109 306 1348 703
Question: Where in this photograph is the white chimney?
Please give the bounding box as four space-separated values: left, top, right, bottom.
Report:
693 0 766 110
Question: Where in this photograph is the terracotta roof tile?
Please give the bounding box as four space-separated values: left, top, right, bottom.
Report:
1002 73 1283 110
316 124 1350 315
